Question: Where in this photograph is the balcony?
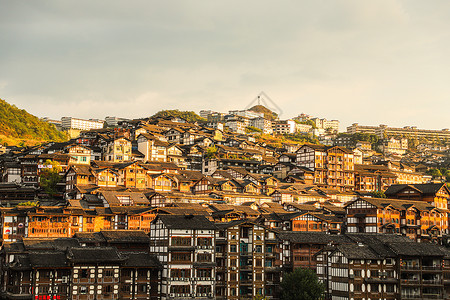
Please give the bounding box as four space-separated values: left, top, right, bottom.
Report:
422 279 442 285
401 279 420 285
421 294 443 299
401 265 420 271
422 266 442 271
168 245 195 251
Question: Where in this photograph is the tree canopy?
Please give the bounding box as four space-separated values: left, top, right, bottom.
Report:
248 105 278 121
151 110 206 123
39 160 64 199
281 268 325 300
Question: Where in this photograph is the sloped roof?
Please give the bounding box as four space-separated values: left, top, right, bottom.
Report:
68 247 123 263
121 252 162 268
100 230 150 243
156 214 216 230
29 251 68 268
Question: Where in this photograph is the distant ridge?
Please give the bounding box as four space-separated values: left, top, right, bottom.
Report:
0 98 68 146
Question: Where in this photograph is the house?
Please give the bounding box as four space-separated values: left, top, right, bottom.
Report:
214 220 281 299
149 214 216 300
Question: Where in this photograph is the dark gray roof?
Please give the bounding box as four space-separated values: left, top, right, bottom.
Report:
278 232 351 244
122 252 162 268
23 238 80 251
336 244 381 259
157 214 216 230
100 230 150 244
29 251 68 268
387 242 446 257
68 247 123 263
385 183 448 196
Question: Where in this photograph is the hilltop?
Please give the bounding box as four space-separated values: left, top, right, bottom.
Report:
248 105 278 121
150 109 207 123
0 99 68 146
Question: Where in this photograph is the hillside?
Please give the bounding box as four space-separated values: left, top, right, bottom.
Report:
150 110 207 123
0 99 68 146
248 105 278 120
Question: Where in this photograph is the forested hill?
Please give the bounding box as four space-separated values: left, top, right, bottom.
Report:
150 110 207 123
0 99 68 146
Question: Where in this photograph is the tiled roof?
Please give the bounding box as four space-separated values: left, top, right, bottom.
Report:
156 214 216 230
68 247 123 263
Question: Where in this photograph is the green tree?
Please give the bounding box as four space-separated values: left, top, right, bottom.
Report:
281 268 325 300
39 160 63 198
370 191 387 198
205 146 218 159
17 201 39 206
246 126 263 133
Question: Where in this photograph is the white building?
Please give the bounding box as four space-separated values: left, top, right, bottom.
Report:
250 117 273 134
273 120 296 134
229 109 264 119
61 117 104 131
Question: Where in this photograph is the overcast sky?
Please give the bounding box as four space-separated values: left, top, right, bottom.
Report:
1 0 449 131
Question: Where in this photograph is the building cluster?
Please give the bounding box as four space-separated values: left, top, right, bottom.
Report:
200 109 339 136
1 114 449 299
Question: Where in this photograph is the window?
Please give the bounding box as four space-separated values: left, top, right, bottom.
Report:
197 237 212 246
197 253 212 262
104 269 113 277
137 284 148 293
172 253 191 262
103 285 112 295
80 286 88 294
81 269 89 278
172 237 191 246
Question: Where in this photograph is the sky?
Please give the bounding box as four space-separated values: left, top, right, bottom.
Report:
1 0 450 131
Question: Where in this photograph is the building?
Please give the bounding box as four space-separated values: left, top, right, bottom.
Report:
381 137 408 155
0 236 162 300
296 144 355 191
104 116 130 127
215 220 281 299
273 120 296 135
149 214 216 300
228 110 264 119
316 233 450 300
347 123 450 141
61 117 104 131
345 197 448 242
250 117 273 134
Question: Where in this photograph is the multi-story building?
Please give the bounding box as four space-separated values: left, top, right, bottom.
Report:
347 123 450 141
272 120 296 135
102 137 132 162
316 233 449 300
104 116 130 127
137 134 169 162
311 118 340 133
385 183 450 210
149 214 216 300
345 197 449 242
296 144 355 191
354 164 397 192
228 110 264 119
381 137 408 155
0 237 162 300
250 117 273 134
61 117 104 131
215 220 281 300
225 115 249 134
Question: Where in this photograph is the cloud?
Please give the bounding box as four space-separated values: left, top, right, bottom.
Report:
0 0 449 130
